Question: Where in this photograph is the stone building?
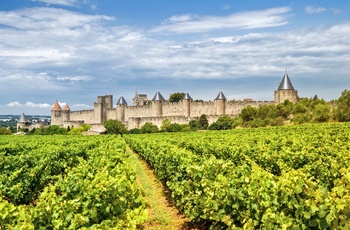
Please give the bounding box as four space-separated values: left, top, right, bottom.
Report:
274 72 299 104
17 113 47 131
51 73 299 129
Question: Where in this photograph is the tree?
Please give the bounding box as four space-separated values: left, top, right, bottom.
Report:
189 120 198 130
292 103 308 114
197 114 209 130
313 104 331 122
0 127 12 135
169 92 185 103
140 122 159 133
240 106 257 122
103 119 127 135
209 116 234 130
167 123 182 132
160 118 171 131
336 89 350 122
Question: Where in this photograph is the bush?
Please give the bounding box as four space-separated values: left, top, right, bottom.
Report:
103 119 127 135
140 122 159 133
0 127 12 135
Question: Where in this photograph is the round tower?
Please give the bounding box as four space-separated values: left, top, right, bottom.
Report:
274 72 299 104
116 96 127 122
182 93 193 118
17 113 30 130
215 91 227 116
51 101 63 126
62 104 71 122
152 91 165 116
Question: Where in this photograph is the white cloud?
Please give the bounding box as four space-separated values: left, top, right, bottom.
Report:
151 7 291 34
32 0 78 6
6 101 52 108
162 14 194 24
305 6 327 14
72 103 92 109
57 75 93 81
6 102 21 107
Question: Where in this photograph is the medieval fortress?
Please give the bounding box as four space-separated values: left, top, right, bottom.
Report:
50 73 299 130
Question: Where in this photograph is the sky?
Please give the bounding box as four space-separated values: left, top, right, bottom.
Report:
0 0 349 115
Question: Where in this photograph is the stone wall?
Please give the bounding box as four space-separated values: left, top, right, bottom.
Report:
70 110 95 124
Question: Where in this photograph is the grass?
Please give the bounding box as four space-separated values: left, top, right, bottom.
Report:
126 147 194 230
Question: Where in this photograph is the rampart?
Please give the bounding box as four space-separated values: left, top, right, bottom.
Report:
51 73 299 129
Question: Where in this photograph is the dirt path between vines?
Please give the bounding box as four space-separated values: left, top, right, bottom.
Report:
126 146 199 230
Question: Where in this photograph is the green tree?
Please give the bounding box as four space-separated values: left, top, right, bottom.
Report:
189 120 198 130
197 114 209 130
0 127 12 135
336 89 350 122
240 106 257 122
140 122 159 133
313 104 331 122
209 116 234 130
160 118 171 131
292 103 308 114
169 92 185 103
128 128 141 134
103 119 127 135
167 123 182 132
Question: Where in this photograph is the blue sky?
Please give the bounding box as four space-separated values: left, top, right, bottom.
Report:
0 0 349 115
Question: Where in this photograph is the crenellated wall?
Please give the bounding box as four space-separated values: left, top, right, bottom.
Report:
70 110 95 123
51 74 299 130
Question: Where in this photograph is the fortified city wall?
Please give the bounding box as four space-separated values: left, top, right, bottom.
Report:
50 73 299 130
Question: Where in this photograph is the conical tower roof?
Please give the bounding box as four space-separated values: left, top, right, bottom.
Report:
117 96 128 105
152 91 165 101
19 113 29 123
184 93 193 101
63 104 70 111
278 73 295 90
215 91 227 100
52 101 62 111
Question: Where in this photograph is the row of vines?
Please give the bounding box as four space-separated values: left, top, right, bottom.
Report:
125 122 350 229
0 135 147 229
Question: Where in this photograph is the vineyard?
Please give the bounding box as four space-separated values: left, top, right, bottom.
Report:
124 122 350 229
0 136 147 229
1 123 350 229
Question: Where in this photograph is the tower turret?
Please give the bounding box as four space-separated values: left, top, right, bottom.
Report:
17 113 30 130
152 91 165 116
274 72 299 104
62 104 71 122
51 101 63 126
182 93 192 117
215 91 226 116
116 96 127 122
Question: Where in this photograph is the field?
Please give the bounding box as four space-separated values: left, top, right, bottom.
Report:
1 123 350 229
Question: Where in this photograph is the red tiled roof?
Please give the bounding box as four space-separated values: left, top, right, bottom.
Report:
52 101 62 111
63 104 71 111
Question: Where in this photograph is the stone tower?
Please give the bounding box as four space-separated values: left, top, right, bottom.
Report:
215 91 227 116
51 101 62 125
274 72 299 104
182 93 192 117
116 96 127 122
152 91 165 116
62 104 71 122
94 95 113 124
17 113 30 130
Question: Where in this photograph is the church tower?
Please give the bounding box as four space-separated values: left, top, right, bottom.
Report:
274 72 299 104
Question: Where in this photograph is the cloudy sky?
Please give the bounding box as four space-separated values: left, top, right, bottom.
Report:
0 0 349 115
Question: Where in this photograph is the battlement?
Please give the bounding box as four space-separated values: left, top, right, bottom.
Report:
51 73 299 129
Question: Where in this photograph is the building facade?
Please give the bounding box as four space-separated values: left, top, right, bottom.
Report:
51 73 299 129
